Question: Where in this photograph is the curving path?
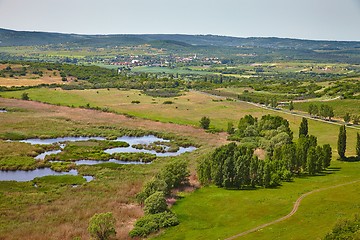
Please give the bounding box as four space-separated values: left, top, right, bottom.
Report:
225 179 360 240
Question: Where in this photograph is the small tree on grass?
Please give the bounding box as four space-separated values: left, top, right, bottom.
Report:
199 116 210 129
289 101 294 111
21 92 29 101
337 125 346 160
88 212 116 240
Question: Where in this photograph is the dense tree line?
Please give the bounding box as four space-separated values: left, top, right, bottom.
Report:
198 115 332 189
308 103 334 120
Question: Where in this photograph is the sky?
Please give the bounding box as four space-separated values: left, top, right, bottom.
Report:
0 0 359 41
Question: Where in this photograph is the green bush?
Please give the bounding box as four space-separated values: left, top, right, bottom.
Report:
129 212 179 238
324 215 360 240
144 192 168 215
136 178 168 204
88 212 116 240
159 159 190 189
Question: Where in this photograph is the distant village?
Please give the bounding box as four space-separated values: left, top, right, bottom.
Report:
107 54 222 70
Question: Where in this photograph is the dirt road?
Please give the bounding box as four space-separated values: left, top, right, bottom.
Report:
225 180 360 240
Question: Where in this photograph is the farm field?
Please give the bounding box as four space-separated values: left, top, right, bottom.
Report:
1 88 359 155
293 99 360 118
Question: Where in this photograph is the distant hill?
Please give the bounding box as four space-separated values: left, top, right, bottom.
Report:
1 28 360 50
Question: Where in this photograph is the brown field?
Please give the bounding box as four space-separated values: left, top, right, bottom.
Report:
0 75 68 87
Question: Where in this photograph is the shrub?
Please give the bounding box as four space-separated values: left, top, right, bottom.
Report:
21 92 29 100
163 100 174 104
160 159 190 189
88 212 116 240
131 100 140 104
136 178 168 204
200 116 210 129
144 192 168 215
129 212 179 237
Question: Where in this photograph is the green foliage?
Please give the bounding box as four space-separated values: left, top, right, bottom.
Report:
237 114 257 137
338 125 347 159
199 116 210 129
357 133 360 159
88 212 116 240
307 147 317 175
323 144 332 168
160 159 190 189
319 104 335 120
343 112 351 123
144 191 168 215
299 117 308 137
308 103 319 116
0 156 38 171
21 92 29 100
136 178 168 204
324 215 360 240
353 115 360 125
289 101 294 111
129 212 179 238
227 122 235 134
198 143 282 189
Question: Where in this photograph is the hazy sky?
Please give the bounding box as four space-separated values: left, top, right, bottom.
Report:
0 0 359 41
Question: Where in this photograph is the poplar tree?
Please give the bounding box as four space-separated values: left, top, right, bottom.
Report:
299 117 308 137
337 125 346 159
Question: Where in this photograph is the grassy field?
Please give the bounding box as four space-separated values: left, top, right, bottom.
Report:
294 99 360 118
154 160 360 240
1 88 359 155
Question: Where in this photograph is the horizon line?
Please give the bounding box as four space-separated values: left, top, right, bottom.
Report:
1 27 360 43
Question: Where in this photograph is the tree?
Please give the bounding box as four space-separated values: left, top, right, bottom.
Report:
337 125 347 159
289 101 294 111
308 104 318 116
299 117 308 137
353 115 360 125
316 146 324 172
88 212 116 240
199 116 210 129
227 122 235 134
357 133 360 159
307 147 317 175
343 113 351 124
21 92 29 100
144 192 168 215
323 144 332 168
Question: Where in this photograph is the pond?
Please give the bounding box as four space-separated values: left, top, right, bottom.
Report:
74 159 149 165
0 168 93 182
0 109 7 113
27 135 196 159
2 135 197 182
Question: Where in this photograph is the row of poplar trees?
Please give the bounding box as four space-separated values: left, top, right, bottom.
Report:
198 117 332 189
